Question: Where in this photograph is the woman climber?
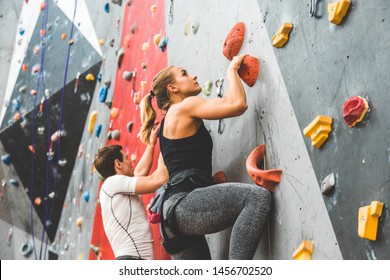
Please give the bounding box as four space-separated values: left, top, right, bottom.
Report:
139 53 271 260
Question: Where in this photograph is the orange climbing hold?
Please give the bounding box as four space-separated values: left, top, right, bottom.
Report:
213 171 227 184
28 145 36 154
246 144 283 192
22 64 28 72
342 96 369 127
40 1 46 11
61 33 67 40
34 197 42 206
238 55 259 87
223 22 245 61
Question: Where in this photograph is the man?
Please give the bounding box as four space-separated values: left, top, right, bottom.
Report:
93 124 168 260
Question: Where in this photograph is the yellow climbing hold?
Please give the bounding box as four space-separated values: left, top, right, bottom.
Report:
303 115 333 149
358 201 384 241
328 0 351 25
150 4 157 14
153 34 161 46
272 23 293 48
184 16 191 36
293 240 314 260
88 111 98 134
86 73 95 81
76 217 83 227
142 42 149 52
98 38 105 46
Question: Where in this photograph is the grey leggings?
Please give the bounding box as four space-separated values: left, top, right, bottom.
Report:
162 183 271 260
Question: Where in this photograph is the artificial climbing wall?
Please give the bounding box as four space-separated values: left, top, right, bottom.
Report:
164 0 388 259
255 0 389 259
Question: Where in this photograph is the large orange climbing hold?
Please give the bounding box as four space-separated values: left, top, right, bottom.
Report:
342 96 369 127
223 22 245 61
238 55 259 87
246 144 283 192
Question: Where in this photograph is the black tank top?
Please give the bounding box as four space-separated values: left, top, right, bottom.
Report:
159 118 213 178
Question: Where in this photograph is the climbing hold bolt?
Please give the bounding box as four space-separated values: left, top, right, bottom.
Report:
303 115 332 149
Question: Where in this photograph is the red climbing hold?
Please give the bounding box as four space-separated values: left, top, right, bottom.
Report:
213 171 227 184
246 144 283 192
223 22 245 61
238 55 259 87
342 96 369 127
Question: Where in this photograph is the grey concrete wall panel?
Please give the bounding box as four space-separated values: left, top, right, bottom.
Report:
256 0 389 259
0 61 101 242
0 0 102 254
165 0 342 259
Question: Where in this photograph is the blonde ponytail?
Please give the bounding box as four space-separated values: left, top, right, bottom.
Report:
139 92 157 145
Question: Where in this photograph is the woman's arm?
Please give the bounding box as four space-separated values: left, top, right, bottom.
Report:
134 153 168 195
133 122 160 176
183 54 248 120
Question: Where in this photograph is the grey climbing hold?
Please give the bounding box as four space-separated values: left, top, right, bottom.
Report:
20 240 33 257
111 130 120 140
127 121 133 132
192 21 200 34
1 154 11 165
130 25 135 34
321 173 336 195
10 179 19 187
123 71 134 81
116 47 125 68
19 85 27 93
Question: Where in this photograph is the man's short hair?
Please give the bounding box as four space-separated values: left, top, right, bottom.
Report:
93 145 123 180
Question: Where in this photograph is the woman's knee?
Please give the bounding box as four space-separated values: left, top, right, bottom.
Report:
246 186 272 214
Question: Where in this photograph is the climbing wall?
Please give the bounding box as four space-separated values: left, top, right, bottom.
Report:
0 0 119 259
88 0 170 260
255 0 389 259
164 0 388 259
